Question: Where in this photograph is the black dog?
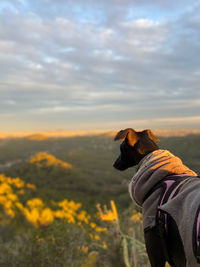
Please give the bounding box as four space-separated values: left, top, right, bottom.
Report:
113 128 200 267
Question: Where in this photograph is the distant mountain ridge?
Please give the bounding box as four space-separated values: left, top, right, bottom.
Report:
0 130 108 139
0 129 200 139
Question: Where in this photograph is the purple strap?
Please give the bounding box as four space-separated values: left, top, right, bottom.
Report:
160 180 176 206
158 180 175 231
158 176 190 231
197 213 200 246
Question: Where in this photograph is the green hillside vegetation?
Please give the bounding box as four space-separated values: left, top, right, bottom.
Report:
0 133 199 266
1 133 200 211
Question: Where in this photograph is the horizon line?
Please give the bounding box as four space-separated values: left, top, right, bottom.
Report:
1 128 200 139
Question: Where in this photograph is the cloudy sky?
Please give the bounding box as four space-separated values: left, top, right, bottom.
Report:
0 0 200 131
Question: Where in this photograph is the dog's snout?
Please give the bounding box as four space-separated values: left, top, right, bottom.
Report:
113 157 128 171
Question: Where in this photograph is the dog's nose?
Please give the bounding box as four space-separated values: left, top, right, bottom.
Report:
113 157 120 169
113 157 127 171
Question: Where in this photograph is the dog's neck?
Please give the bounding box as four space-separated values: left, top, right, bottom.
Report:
129 149 198 206
134 141 159 166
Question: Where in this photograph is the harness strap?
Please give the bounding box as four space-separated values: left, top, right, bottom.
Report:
192 194 200 264
157 211 173 265
145 175 200 264
196 221 200 263
157 178 177 265
155 175 191 265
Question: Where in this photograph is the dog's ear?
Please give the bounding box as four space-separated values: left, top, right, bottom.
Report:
143 129 160 142
137 129 160 154
114 128 139 147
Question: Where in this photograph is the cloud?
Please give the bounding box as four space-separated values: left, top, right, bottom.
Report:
0 0 199 130
111 116 200 130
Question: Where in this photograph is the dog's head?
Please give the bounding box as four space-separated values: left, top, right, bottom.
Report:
113 128 160 171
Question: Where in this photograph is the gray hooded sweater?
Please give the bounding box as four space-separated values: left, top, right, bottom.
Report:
129 149 199 266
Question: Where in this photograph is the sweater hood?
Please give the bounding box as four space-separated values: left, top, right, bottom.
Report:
129 149 197 206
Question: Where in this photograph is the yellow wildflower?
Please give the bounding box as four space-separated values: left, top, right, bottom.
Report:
26 183 36 190
77 210 90 224
68 200 82 210
6 208 15 217
15 202 25 211
77 246 88 254
90 222 107 232
0 183 13 194
17 189 25 194
26 198 44 209
90 222 96 228
102 242 107 249
29 152 72 169
95 226 107 232
93 234 100 240
0 175 6 182
7 193 18 202
131 210 143 224
89 234 100 240
40 208 54 226
57 199 81 211
63 212 76 224
23 199 56 227
23 207 40 227
11 178 25 188
97 200 118 222
4 200 13 209
54 210 65 219
111 200 118 221
0 195 7 205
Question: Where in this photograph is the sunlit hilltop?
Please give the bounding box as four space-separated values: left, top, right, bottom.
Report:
1 129 200 139
0 130 108 139
29 152 72 169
